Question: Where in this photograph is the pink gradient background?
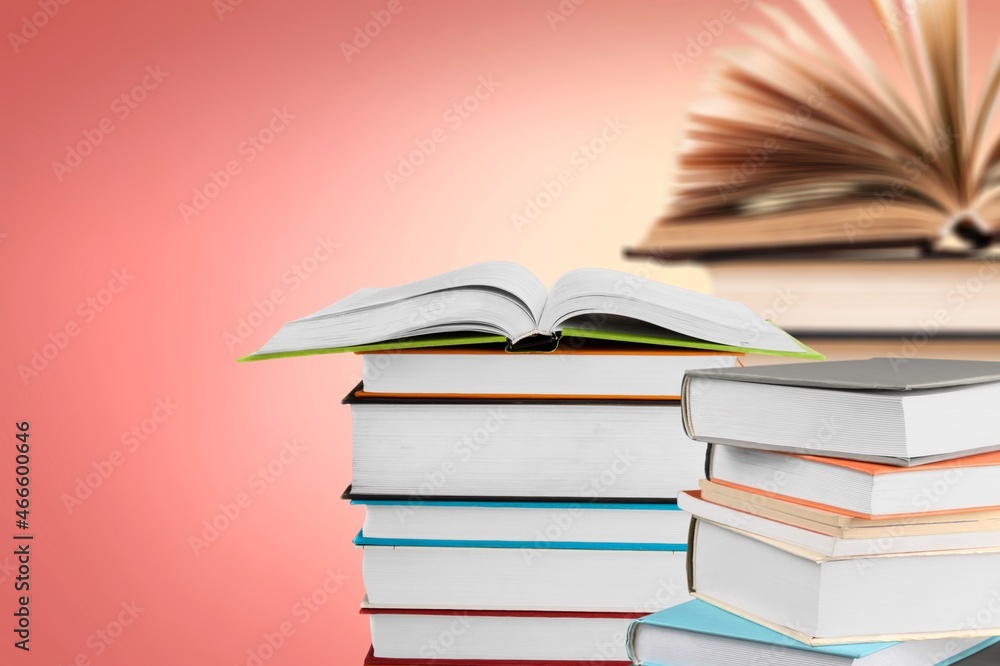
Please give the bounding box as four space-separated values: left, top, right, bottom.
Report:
3 1 1000 664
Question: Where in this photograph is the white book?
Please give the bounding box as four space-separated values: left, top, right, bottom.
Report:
355 499 692 545
359 543 690 612
360 347 740 397
683 358 1000 465
366 607 636 662
347 392 704 500
690 519 1000 644
708 444 1000 517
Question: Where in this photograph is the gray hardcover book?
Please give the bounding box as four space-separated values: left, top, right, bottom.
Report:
684 357 1000 391
682 358 1000 466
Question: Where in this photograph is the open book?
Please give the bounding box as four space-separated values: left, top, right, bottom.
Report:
240 262 818 360
629 0 1000 260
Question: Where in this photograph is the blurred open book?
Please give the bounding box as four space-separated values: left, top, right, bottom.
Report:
630 0 1000 261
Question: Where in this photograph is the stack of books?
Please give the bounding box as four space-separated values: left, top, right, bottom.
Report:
628 358 1000 665
346 369 704 666
627 0 1000 364
242 261 819 664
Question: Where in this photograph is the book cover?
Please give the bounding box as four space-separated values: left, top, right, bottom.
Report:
685 357 1000 391
362 646 630 666
628 599 1000 664
353 530 687 552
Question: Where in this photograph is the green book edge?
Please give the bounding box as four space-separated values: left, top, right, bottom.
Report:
238 325 823 362
237 333 507 362
560 325 824 360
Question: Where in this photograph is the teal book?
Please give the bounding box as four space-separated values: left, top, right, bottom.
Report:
627 600 1000 666
349 496 692 547
239 261 821 361
352 530 686 552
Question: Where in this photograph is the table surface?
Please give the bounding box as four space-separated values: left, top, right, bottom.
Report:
961 641 1000 664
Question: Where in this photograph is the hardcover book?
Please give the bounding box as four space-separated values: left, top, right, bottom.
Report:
706 445 1000 518
363 607 640 662
357 344 741 399
344 386 705 500
240 261 819 360
706 258 1000 335
628 0 1000 260
697 479 1000 539
680 489 1000 558
362 646 629 666
357 534 689 612
682 358 1000 465
351 496 691 545
688 518 1000 644
627 599 1000 666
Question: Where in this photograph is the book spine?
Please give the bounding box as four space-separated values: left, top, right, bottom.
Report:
686 518 698 595
624 618 642 665
680 375 697 440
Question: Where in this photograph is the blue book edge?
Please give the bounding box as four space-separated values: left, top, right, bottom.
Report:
627 600 894 659
352 530 687 551
626 600 1000 662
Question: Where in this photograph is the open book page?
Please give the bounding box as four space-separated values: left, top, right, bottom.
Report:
253 262 546 356
536 268 804 353
633 0 1000 258
300 261 547 321
663 4 952 219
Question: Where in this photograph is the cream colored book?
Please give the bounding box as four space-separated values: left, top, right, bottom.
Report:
682 489 1000 558
699 479 1000 538
708 257 1000 334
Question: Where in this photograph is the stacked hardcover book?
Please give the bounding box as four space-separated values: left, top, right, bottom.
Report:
346 357 707 666
242 261 819 664
628 358 1000 665
703 258 1000 364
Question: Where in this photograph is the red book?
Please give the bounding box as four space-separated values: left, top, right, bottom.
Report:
360 607 641 665
363 645 631 666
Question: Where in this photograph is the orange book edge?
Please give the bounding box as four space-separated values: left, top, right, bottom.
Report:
783 448 1000 476
709 478 1000 521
